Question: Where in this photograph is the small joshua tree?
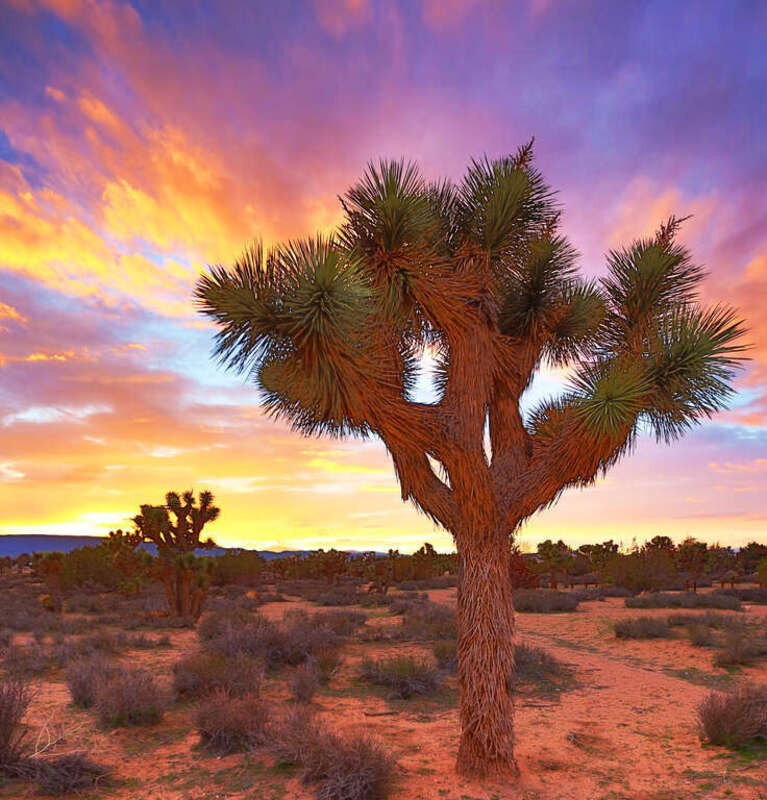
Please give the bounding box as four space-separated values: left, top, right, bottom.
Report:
196 144 746 777
129 491 220 620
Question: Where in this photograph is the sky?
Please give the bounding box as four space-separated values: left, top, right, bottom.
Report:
0 0 766 553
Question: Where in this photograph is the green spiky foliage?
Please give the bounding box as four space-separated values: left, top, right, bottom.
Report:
195 142 747 777
129 491 220 621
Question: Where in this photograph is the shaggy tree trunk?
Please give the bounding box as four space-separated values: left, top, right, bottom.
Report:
455 529 518 777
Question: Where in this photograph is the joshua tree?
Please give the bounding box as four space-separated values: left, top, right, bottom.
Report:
129 490 220 620
676 536 708 591
196 144 746 777
536 538 572 589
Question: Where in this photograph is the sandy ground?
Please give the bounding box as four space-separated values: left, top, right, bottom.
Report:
3 589 766 800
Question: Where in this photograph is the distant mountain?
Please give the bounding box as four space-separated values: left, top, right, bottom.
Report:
0 534 317 561
0 535 104 558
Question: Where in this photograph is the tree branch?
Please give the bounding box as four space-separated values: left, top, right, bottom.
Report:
506 407 634 528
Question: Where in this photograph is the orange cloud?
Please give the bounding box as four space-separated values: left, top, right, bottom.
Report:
709 459 767 474
605 177 717 250
0 303 27 324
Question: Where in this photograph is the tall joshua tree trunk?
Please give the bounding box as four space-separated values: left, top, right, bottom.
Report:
197 147 746 777
456 529 517 776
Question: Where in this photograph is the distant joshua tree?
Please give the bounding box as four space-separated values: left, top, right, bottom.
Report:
196 143 746 777
129 490 220 620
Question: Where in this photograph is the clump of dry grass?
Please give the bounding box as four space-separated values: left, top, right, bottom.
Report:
667 611 744 630
432 640 457 671
18 754 110 796
713 631 767 667
698 684 767 747
201 609 341 671
360 656 441 699
0 679 108 795
513 590 579 613
399 602 455 640
194 690 268 754
3 642 49 677
512 642 573 696
686 623 715 647
94 667 165 727
65 654 120 708
173 650 263 698
626 592 741 611
289 661 320 703
312 610 366 636
613 616 672 639
0 680 32 766
273 708 396 800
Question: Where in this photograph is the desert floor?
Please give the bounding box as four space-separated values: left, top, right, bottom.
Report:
2 586 766 800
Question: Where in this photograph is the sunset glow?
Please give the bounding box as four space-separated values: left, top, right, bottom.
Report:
1 0 765 551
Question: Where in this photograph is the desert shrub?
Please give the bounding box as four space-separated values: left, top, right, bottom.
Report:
3 642 49 676
22 754 110 795
314 647 343 684
203 610 340 671
698 684 767 747
626 592 741 610
399 602 456 640
78 630 127 655
290 661 320 703
49 630 128 668
397 576 457 590
0 680 32 765
666 612 745 630
686 624 715 647
512 642 572 695
94 667 165 727
572 586 633 601
717 588 767 604
64 592 111 614
316 587 362 606
614 616 672 639
4 595 60 634
258 591 288 604
173 650 263 698
128 633 171 649
312 610 366 636
197 608 253 642
276 580 327 600
194 691 268 754
713 632 767 667
385 597 425 616
432 640 457 671
65 654 120 709
202 613 277 655
360 656 441 699
513 589 579 613
273 708 396 800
